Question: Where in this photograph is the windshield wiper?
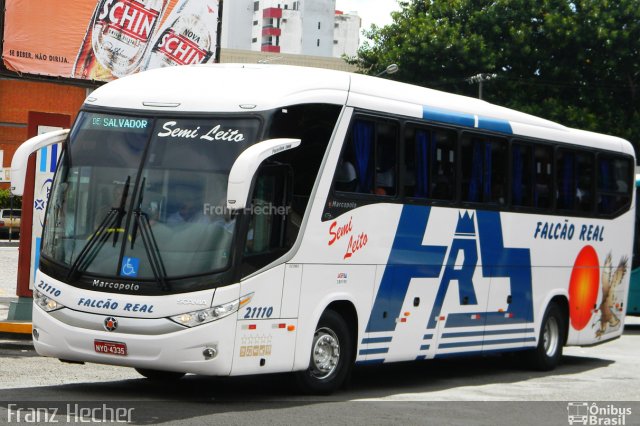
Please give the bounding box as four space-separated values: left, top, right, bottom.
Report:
66 176 131 281
130 178 170 291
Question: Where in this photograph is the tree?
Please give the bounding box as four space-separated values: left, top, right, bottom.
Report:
350 0 640 153
0 189 21 209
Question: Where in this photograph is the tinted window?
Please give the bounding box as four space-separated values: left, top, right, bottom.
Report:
404 125 456 201
597 154 632 215
460 134 507 205
333 117 398 197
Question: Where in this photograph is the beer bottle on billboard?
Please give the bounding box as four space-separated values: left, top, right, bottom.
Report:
141 0 219 70
72 0 170 80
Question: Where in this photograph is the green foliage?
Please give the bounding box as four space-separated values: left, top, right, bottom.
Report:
0 189 22 209
350 0 640 154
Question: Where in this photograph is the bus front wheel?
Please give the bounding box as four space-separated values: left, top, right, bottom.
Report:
526 303 565 371
135 368 186 381
295 310 353 394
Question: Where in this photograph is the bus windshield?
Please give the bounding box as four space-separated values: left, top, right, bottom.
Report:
41 111 260 287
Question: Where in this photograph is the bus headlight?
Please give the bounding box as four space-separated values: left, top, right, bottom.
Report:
170 293 253 327
33 290 65 312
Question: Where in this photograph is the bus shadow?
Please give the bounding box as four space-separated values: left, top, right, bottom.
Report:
623 323 640 335
0 352 612 424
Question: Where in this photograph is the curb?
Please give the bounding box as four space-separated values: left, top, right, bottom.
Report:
0 321 32 335
0 324 34 351
0 241 20 247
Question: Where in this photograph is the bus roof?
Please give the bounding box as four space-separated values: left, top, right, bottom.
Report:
86 64 634 157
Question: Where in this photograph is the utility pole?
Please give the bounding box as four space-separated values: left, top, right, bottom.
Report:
466 73 497 100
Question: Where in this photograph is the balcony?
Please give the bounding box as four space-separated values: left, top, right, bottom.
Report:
262 27 281 36
263 7 282 19
261 45 280 53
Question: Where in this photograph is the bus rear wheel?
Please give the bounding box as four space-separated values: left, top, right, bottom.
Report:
295 310 353 395
525 303 565 371
135 368 186 381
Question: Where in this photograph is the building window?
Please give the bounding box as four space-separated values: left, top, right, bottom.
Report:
254 1 259 12
318 22 321 30
333 40 338 44
317 39 320 47
252 38 258 43
253 20 258 26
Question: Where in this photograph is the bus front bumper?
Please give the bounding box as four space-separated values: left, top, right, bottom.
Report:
32 304 237 376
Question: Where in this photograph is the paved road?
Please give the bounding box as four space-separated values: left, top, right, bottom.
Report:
0 325 639 425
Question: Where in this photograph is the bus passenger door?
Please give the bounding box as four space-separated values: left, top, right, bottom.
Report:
233 164 298 375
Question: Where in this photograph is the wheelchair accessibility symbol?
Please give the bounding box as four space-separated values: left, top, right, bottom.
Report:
121 257 140 278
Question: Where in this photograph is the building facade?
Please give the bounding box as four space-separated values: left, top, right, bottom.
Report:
222 0 360 57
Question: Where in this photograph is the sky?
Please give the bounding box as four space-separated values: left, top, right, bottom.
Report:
335 0 400 30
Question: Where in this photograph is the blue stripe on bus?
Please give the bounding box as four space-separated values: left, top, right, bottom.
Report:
33 237 41 281
441 328 534 339
439 337 534 349
359 347 389 356
423 106 475 128
362 337 393 344
50 143 58 172
39 147 48 172
420 344 430 351
423 333 434 340
422 105 513 135
478 116 513 134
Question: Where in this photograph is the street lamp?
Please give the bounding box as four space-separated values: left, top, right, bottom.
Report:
466 73 497 100
376 63 399 77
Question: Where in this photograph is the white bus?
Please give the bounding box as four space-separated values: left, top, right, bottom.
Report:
12 64 635 394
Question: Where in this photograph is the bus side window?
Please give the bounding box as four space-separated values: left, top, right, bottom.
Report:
575 152 594 213
332 117 398 197
240 164 294 276
460 134 506 205
597 155 632 215
534 145 553 209
403 125 456 201
511 142 533 207
556 149 576 211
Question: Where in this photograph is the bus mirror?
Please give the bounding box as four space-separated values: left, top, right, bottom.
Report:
10 129 69 196
227 138 301 210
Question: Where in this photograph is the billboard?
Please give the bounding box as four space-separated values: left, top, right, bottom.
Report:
2 0 220 82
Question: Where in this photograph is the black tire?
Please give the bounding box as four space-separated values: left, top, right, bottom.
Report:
525 303 565 371
135 368 186 381
295 310 353 395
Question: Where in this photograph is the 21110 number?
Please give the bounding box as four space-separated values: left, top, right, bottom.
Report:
244 306 274 319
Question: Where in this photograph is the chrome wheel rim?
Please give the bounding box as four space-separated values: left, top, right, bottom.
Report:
543 316 559 358
310 327 340 379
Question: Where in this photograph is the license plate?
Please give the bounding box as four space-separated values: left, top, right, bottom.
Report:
94 340 127 356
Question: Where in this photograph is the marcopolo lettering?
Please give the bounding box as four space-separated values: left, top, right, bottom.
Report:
92 279 140 291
